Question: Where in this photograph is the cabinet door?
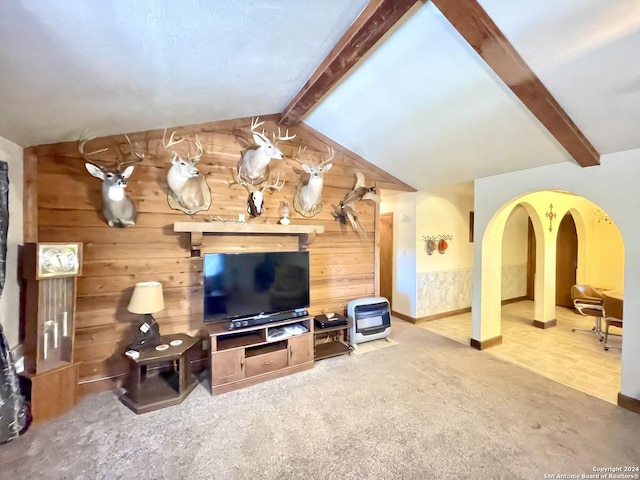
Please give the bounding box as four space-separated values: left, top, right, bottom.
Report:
288 334 313 366
212 349 244 386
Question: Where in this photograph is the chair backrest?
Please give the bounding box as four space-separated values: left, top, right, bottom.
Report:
603 294 623 321
571 284 603 302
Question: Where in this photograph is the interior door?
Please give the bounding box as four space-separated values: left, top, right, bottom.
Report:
526 218 536 300
379 213 393 306
556 214 578 307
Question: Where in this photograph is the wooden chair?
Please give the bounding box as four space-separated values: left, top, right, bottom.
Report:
602 293 623 351
571 285 604 340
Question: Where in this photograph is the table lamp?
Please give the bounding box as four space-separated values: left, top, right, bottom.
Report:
127 281 164 351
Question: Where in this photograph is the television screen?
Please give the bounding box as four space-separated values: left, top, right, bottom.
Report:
203 251 310 323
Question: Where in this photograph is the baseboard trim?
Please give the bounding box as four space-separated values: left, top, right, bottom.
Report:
618 392 640 414
78 373 126 396
470 335 503 350
533 319 557 329
394 307 472 325
502 296 527 305
392 298 527 324
391 310 416 323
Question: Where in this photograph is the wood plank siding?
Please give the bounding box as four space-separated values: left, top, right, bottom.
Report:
27 115 413 392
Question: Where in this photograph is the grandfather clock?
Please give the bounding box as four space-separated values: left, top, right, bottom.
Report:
20 242 83 424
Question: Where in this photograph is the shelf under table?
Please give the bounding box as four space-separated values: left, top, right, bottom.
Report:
315 341 351 361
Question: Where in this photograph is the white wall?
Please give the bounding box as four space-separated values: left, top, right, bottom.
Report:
381 190 474 318
415 192 474 272
381 192 417 317
0 136 24 349
590 216 624 291
474 149 640 401
416 191 474 317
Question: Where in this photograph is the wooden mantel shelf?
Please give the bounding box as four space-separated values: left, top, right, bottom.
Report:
174 222 324 255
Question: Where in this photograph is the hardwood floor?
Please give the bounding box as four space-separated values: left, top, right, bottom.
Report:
417 300 621 404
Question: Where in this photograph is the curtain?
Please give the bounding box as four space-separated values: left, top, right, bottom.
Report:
0 161 30 442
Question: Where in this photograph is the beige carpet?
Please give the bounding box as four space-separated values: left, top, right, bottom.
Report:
351 336 398 355
1 318 639 479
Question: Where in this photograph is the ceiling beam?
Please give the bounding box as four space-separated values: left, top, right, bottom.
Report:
431 0 600 167
279 0 419 126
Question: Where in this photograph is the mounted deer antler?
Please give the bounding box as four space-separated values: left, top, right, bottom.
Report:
162 129 211 215
80 130 143 227
234 167 285 217
238 117 296 183
293 145 334 217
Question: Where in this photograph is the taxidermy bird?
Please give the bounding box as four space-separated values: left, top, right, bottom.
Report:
332 201 367 239
342 172 380 207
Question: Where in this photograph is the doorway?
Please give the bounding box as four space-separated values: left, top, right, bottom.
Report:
526 218 535 300
556 214 578 308
379 213 393 305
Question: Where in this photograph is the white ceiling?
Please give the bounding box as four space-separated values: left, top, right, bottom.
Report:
1 0 639 194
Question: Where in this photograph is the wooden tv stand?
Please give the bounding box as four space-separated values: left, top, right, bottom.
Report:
207 316 314 395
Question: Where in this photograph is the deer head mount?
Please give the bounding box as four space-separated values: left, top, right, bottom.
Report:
162 129 211 215
292 145 334 218
238 117 295 184
234 167 285 217
80 130 143 228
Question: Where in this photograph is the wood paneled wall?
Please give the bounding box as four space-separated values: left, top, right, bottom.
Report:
27 115 413 393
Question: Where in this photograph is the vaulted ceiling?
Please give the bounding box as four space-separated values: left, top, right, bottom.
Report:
1 0 639 194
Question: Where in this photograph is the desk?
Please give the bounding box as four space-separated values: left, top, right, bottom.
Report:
120 333 199 414
602 292 623 351
603 290 623 300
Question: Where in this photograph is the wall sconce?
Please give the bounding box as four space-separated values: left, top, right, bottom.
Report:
127 281 164 351
422 234 453 255
279 198 291 225
594 209 612 224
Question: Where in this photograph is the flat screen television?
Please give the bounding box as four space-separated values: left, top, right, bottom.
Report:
203 251 310 323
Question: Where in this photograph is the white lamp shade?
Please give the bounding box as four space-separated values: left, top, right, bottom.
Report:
128 281 164 314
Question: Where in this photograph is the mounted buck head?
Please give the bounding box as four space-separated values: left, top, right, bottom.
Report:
80 130 143 228
235 167 285 217
238 117 295 183
162 129 211 215
293 145 334 217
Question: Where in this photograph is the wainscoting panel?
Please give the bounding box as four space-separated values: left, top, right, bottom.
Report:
417 268 473 317
417 263 526 318
501 263 527 301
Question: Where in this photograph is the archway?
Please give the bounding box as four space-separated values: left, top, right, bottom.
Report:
474 190 625 402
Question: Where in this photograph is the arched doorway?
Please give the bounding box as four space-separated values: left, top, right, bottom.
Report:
474 191 624 403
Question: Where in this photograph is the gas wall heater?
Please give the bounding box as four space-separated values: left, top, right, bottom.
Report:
347 297 391 345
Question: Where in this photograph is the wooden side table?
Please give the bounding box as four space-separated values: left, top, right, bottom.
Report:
120 333 199 414
313 316 352 361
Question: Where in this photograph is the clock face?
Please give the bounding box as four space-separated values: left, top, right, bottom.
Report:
38 244 80 277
